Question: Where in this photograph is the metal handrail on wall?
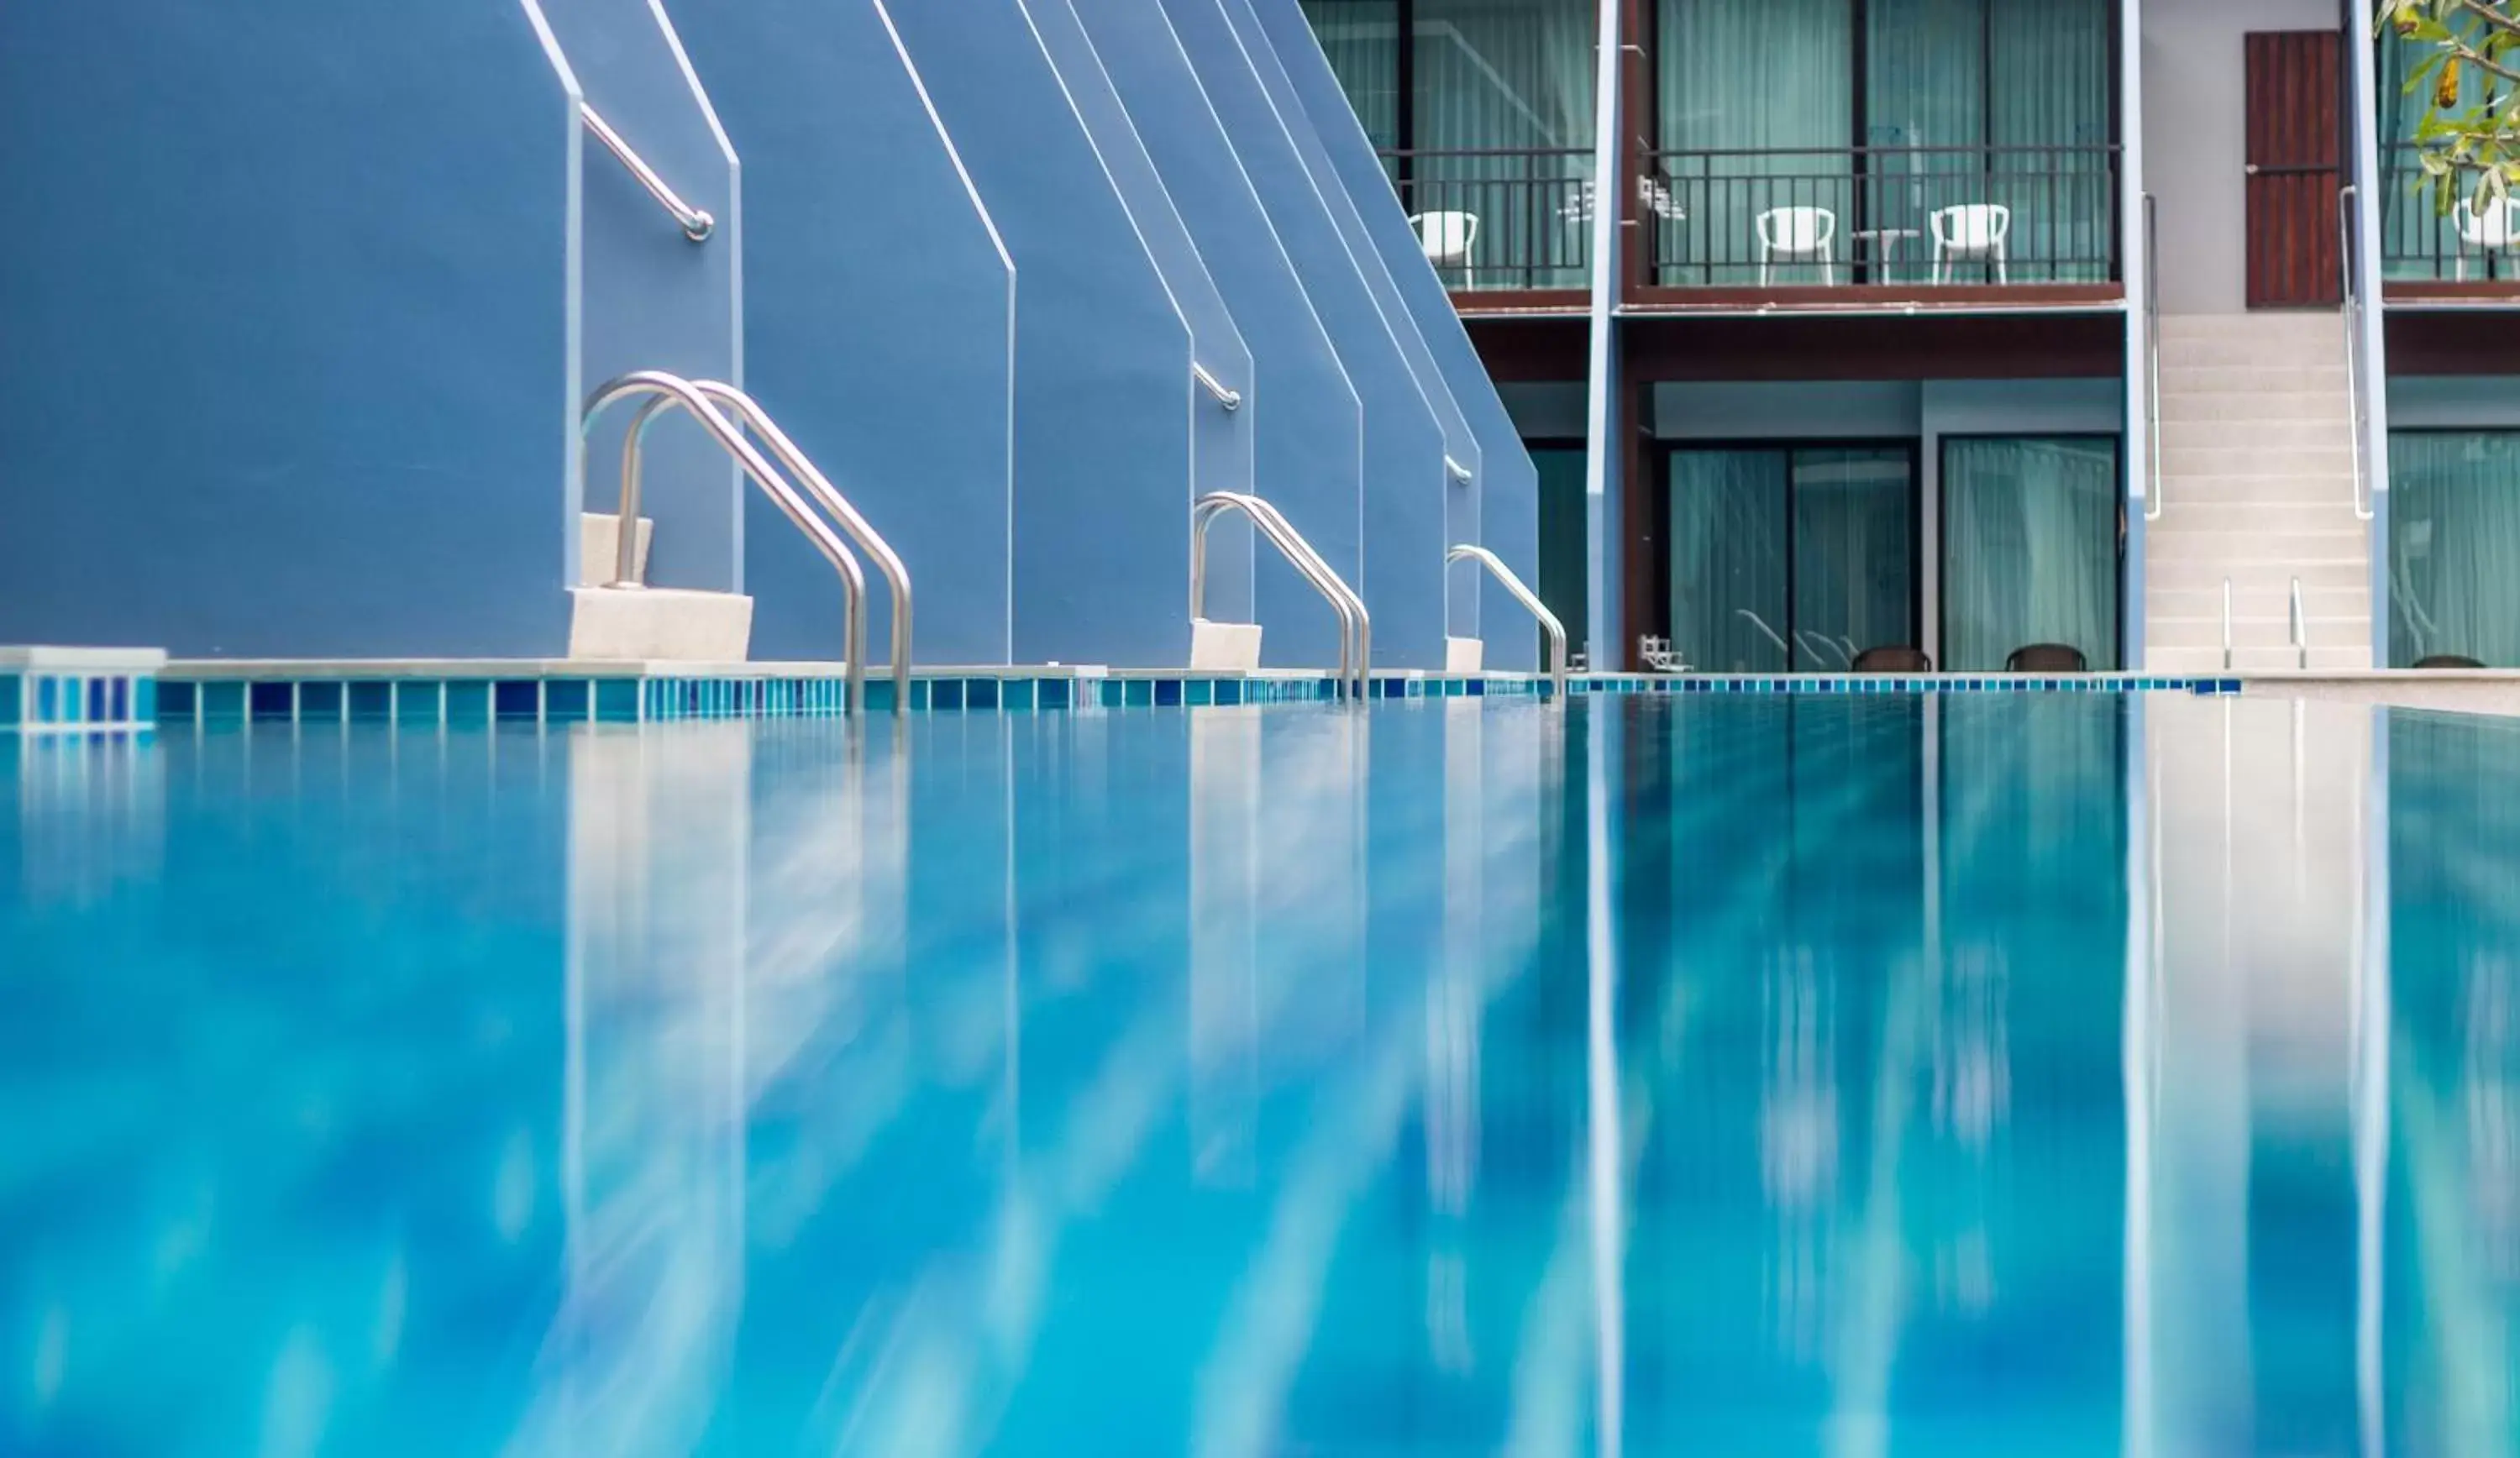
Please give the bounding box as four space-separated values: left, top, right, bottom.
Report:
2339 184 2375 522
583 106 715 243
1446 544 1567 695
614 380 914 703
2222 578 2234 672
1190 491 1370 699
1192 364 1242 412
2143 191 2163 522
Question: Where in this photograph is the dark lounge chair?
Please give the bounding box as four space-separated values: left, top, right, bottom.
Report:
2413 654 2486 669
1851 646 1933 673
2005 643 2088 673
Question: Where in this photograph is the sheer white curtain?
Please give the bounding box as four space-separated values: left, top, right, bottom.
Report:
1414 0 1597 285
1987 0 2112 282
1670 449 1791 673
2389 432 2520 666
1942 438 2117 671
1658 0 1854 284
1793 449 1917 664
1299 0 1402 149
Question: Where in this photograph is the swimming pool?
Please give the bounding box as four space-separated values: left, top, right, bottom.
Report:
1 694 2511 1456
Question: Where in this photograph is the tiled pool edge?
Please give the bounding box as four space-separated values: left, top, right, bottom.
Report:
0 648 165 735
142 661 2249 728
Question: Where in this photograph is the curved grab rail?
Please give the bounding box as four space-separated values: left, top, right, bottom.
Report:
2290 575 2309 671
582 371 868 715
1446 544 1566 695
1236 494 1368 697
582 107 715 243
616 380 912 707
1191 492 1369 698
1191 363 1242 412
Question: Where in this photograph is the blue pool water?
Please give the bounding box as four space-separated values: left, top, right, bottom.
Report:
0 695 2513 1456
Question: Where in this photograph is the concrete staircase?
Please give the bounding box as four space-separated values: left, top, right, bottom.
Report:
567 510 754 661
2145 312 2372 673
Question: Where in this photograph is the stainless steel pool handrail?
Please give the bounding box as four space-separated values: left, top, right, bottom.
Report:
582 106 715 243
1191 491 1369 698
581 371 869 715
2291 575 2309 670
1736 609 1792 660
1446 544 1567 695
1192 363 1242 412
615 380 913 708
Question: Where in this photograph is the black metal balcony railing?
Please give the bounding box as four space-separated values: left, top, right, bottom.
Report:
2377 146 2520 283
1640 145 2122 289
1379 147 1595 291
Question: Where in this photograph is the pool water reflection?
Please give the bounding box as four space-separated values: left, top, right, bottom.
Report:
0 695 2512 1456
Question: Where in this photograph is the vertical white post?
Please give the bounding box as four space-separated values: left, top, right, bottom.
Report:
2119 0 2150 667
2345 6 2393 664
1583 0 1623 667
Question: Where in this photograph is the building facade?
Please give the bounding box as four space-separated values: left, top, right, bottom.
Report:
1300 0 2520 672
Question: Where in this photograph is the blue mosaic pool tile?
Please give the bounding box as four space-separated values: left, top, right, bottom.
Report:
928 678 963 711
1121 679 1151 709
291 680 339 721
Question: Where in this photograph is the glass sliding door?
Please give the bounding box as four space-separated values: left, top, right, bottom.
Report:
1656 0 1855 286
1793 448 1918 669
1671 449 1791 672
1413 0 1599 288
1941 436 2118 671
1534 445 1590 664
2389 431 2520 668
1669 444 1918 672
1299 0 1403 151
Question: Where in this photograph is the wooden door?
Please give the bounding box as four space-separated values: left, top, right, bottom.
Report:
2244 30 2344 308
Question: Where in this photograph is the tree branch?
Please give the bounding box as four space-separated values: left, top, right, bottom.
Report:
2444 33 2520 86
2451 0 2520 39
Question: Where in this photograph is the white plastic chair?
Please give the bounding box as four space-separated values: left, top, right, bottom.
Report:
2454 197 2520 280
1930 203 2012 284
1756 206 1837 285
1410 211 1478 289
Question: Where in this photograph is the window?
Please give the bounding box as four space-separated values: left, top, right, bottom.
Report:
1667 444 1917 672
1940 436 2118 671
2390 431 2520 667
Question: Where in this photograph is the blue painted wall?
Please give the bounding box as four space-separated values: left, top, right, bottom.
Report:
889 0 1194 669
543 0 742 595
1253 0 1540 669
1077 0 1361 669
1026 0 1262 627
1223 0 1473 669
1162 0 1451 669
670 0 1016 664
0 3 573 656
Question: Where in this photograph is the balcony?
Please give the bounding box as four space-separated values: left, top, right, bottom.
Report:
1383 146 1595 299
2376 146 2520 295
1635 144 2123 306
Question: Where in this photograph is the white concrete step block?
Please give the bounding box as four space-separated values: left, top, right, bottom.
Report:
2160 364 2349 395
579 511 653 588
568 586 753 662
2146 530 2372 562
2160 444 2358 479
2147 586 2370 621
2150 475 2362 506
2146 559 2370 592
1190 618 1263 671
1446 636 1484 674
2157 417 2353 450
2157 311 2344 344
2157 389 2347 423
2145 614 2371 651
2147 501 2370 533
